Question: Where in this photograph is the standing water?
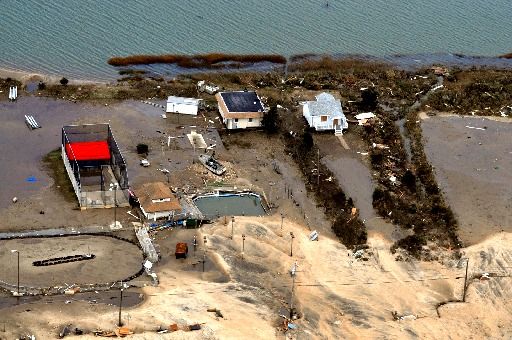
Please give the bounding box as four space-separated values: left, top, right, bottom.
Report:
193 193 267 219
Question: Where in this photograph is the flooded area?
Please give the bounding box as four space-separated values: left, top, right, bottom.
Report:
421 114 512 245
193 192 267 219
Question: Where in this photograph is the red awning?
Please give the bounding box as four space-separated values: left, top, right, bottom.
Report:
65 141 110 161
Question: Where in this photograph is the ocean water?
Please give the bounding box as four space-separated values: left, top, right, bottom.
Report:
0 0 511 80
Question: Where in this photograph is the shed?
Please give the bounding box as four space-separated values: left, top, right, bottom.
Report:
166 96 202 115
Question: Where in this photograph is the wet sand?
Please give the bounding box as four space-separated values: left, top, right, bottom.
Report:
0 235 143 287
421 114 512 245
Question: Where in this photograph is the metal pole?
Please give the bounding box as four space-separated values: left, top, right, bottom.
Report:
462 258 469 302
317 149 320 188
114 186 117 227
290 272 296 318
290 232 295 257
202 252 206 272
118 286 124 326
16 251 19 296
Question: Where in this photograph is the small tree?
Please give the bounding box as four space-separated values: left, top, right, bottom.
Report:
37 82 46 90
60 77 69 86
301 131 314 151
261 105 280 134
361 87 378 111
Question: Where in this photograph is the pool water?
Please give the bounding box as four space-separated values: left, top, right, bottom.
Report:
193 193 266 219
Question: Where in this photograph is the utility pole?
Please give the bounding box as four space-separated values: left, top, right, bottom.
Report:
280 214 284 237
289 261 298 319
203 236 207 272
193 235 197 254
289 232 295 257
242 234 246 260
462 258 469 302
11 250 19 297
110 183 118 228
231 216 235 240
317 148 320 188
118 284 124 326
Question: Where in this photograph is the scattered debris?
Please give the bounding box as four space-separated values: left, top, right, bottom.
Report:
207 308 224 318
140 159 150 167
115 327 134 337
309 230 319 241
392 311 417 321
372 143 389 149
188 324 201 331
25 115 41 129
465 125 486 131
12 197 18 203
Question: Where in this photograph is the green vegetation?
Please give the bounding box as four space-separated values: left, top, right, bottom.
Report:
42 148 76 202
261 105 281 134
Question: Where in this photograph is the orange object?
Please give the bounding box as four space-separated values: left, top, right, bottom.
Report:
175 242 188 259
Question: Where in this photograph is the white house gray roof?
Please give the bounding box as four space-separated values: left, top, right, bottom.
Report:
167 96 201 106
304 92 344 116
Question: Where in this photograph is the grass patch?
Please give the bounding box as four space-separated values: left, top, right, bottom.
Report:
42 148 77 202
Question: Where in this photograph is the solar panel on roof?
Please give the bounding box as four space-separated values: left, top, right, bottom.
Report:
220 91 263 112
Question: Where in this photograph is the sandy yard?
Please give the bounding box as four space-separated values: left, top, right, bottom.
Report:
421 114 512 245
1 216 511 339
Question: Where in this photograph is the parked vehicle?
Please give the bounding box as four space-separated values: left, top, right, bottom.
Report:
175 242 188 259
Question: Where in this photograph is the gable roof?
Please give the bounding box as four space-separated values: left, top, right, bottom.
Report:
304 92 343 117
218 91 264 113
136 182 181 213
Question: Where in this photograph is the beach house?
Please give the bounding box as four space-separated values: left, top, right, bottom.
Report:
302 92 348 135
136 182 182 221
215 90 265 129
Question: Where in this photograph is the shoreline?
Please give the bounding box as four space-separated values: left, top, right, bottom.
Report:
0 66 108 86
3 52 512 86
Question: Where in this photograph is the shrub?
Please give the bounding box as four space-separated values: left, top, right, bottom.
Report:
136 143 149 155
60 77 69 86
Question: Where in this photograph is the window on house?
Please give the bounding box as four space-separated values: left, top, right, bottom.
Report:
248 118 253 122
321 116 327 122
235 118 239 122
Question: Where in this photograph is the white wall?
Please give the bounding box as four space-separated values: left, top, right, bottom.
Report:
226 118 261 129
166 102 198 115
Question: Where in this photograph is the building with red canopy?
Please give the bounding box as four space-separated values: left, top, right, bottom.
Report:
62 124 129 209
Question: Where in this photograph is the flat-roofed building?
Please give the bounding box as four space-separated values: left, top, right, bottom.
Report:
166 96 202 116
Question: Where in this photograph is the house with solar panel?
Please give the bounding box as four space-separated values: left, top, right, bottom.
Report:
215 90 265 129
302 92 348 135
61 124 129 209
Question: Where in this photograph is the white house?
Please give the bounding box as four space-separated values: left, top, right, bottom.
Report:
166 96 202 116
136 182 182 221
215 91 264 129
302 92 348 135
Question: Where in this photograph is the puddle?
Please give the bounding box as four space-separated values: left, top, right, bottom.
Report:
193 192 267 219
